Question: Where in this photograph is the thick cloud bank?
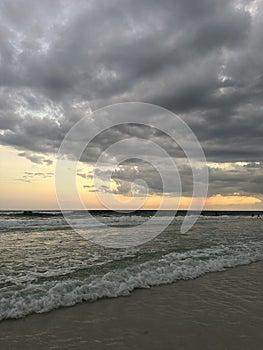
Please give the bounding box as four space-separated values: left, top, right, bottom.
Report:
0 0 262 199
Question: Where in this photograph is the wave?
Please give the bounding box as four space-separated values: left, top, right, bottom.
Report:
0 210 63 215
0 213 256 231
1 239 262 320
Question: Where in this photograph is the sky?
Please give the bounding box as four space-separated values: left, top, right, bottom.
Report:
0 0 263 210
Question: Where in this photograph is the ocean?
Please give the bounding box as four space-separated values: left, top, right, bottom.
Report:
0 210 263 321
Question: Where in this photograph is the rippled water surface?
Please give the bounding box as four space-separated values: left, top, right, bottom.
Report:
0 211 262 320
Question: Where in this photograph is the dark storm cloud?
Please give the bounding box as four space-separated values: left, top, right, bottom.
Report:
0 0 263 199
80 159 263 201
111 162 164 196
208 164 263 197
17 152 53 165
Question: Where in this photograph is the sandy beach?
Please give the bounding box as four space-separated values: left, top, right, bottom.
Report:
0 261 262 350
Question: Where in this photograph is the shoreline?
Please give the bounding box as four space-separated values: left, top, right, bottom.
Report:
1 261 263 349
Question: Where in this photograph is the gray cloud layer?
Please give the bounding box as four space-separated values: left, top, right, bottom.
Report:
0 0 263 199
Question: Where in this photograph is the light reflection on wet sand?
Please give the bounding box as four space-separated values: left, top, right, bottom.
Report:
0 261 262 350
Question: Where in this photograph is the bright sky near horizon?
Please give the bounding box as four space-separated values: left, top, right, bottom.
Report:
1 0 263 211
1 144 261 210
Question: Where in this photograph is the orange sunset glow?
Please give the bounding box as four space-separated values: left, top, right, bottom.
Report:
1 144 262 210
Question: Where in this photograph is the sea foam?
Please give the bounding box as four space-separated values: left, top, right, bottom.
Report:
0 240 262 320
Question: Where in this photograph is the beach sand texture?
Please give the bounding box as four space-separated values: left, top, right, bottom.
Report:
0 261 262 350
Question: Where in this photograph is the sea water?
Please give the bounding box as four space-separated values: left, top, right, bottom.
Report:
0 211 263 320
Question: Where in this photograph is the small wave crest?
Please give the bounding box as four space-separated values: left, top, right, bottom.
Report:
1 240 262 320
0 213 255 231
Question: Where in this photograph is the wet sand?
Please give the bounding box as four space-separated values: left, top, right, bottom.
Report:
0 261 263 350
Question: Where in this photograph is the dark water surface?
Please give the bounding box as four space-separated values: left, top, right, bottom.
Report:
0 210 263 320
